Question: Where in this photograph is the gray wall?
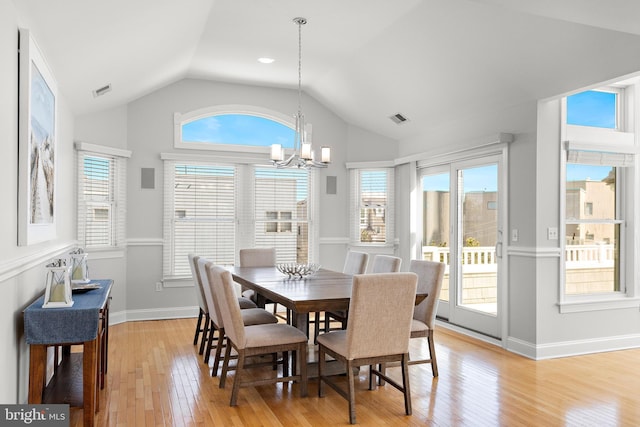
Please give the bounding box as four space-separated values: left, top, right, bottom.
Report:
1 0 77 404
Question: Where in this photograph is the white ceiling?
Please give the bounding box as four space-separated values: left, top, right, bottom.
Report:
14 0 640 141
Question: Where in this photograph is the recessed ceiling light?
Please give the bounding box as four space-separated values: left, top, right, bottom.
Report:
258 57 275 64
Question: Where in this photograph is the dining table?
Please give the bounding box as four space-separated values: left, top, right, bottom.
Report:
225 266 355 335
225 266 427 377
225 266 428 336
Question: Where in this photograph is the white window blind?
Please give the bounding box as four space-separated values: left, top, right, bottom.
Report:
163 162 237 278
253 167 310 263
76 152 127 248
350 168 394 245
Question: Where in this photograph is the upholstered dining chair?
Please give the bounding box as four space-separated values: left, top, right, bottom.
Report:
317 272 418 424
408 259 446 376
370 254 402 273
239 248 289 322
194 257 277 372
322 253 400 337
188 253 211 355
206 263 308 406
315 251 369 341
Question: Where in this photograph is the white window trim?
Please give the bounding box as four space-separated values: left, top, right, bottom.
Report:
75 142 131 252
558 90 639 313
173 104 312 154
348 164 395 248
161 155 319 282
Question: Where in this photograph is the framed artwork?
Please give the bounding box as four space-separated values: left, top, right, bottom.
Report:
18 29 58 246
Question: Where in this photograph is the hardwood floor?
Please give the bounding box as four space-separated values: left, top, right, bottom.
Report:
69 317 640 426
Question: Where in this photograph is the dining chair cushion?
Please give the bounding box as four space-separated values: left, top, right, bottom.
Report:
241 308 278 326
238 297 257 309
243 323 309 347
411 319 429 333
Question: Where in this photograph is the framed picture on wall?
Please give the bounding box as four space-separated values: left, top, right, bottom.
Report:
18 28 58 246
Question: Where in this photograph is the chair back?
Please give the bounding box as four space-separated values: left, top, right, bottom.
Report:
206 263 246 348
343 251 369 275
345 273 417 359
409 260 445 329
239 248 276 267
196 257 222 326
188 253 208 313
371 255 402 273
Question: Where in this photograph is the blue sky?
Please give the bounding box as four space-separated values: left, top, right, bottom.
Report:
567 90 616 129
182 114 294 147
422 165 498 192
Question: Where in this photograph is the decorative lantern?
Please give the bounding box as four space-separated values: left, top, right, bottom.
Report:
69 248 90 284
43 259 74 308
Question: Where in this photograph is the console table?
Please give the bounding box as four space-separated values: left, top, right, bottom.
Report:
24 279 112 427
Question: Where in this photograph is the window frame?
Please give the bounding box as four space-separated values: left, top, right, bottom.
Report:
173 104 311 154
559 86 639 313
75 142 130 252
164 104 321 284
348 163 395 247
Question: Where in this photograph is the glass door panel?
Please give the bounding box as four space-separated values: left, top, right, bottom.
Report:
459 164 498 316
422 172 451 317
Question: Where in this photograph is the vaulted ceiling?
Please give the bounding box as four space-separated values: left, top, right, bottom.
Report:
14 0 640 141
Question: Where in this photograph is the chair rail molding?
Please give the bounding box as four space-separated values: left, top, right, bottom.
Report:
0 240 77 283
127 238 164 247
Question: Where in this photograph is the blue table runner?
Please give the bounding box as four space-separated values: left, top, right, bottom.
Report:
24 279 112 345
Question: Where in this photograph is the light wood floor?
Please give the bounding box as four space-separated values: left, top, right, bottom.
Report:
68 317 640 426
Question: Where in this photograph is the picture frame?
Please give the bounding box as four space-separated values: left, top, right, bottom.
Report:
18 29 58 246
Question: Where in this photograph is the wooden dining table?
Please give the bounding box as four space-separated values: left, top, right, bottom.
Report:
225 266 427 336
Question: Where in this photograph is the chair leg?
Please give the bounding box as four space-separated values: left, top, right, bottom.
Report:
318 346 325 398
313 312 321 343
298 343 308 397
401 353 412 416
219 339 233 389
204 320 216 364
230 351 245 406
378 363 386 386
282 351 289 378
347 359 357 424
212 328 226 377
198 313 210 355
428 329 438 377
193 308 204 345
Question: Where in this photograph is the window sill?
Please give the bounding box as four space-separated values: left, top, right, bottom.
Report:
162 277 194 288
85 247 126 260
558 296 640 313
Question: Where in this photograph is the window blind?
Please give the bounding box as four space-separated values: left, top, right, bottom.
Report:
163 162 237 278
77 153 127 248
253 167 310 263
350 168 394 245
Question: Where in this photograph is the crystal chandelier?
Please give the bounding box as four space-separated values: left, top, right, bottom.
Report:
270 17 331 169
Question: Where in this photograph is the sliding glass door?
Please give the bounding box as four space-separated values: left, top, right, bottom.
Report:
420 154 504 338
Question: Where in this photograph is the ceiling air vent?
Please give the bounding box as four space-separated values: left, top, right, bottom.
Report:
92 84 112 98
389 113 408 125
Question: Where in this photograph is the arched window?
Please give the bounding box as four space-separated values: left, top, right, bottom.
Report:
174 105 306 153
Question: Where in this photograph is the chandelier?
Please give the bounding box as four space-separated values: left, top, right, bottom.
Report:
270 17 331 169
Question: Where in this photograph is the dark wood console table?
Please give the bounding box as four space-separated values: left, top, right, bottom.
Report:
24 279 112 427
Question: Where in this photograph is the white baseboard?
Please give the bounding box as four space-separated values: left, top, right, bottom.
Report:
437 319 640 360
109 306 198 325
528 333 640 360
